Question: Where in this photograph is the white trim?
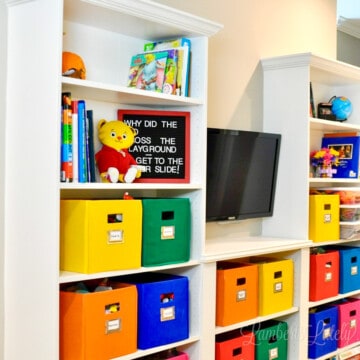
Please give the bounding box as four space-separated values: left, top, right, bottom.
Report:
83 0 223 36
338 15 360 39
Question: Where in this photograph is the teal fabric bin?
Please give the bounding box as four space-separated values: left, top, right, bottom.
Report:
142 198 191 266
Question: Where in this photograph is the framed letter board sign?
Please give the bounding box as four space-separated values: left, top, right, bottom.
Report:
117 109 190 183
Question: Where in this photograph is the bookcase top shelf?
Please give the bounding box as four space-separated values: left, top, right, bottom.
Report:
261 52 360 85
64 0 223 39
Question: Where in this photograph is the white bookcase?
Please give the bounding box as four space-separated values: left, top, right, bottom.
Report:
262 52 360 360
3 0 222 359
7 1 360 358
60 1 223 360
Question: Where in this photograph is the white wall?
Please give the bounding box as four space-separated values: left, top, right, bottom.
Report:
157 0 336 130
0 2 6 357
157 0 337 237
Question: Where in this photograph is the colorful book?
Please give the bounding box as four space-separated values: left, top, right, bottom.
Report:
143 37 191 51
176 46 190 96
324 132 358 138
86 109 96 182
127 51 168 92
71 100 79 182
162 49 178 95
61 92 73 182
77 100 88 183
321 136 360 178
144 38 191 96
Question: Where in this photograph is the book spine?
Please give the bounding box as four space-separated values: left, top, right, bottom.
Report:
180 45 190 96
77 100 88 183
71 100 79 183
162 49 178 95
310 82 316 118
60 92 73 182
86 109 96 182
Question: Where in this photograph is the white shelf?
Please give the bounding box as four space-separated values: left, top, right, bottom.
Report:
203 236 311 263
110 336 201 360
62 77 203 106
308 289 360 309
214 307 299 335
60 182 202 199
59 260 200 284
310 117 360 132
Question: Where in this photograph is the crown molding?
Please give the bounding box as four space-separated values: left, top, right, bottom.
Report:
82 0 223 37
338 16 360 39
3 0 35 5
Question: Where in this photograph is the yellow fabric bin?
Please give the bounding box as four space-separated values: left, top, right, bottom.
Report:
60 199 142 274
250 257 294 316
309 194 340 242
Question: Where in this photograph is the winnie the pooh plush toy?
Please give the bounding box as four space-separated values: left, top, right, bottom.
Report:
95 119 141 183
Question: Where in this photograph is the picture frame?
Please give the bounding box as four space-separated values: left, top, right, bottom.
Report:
117 109 190 183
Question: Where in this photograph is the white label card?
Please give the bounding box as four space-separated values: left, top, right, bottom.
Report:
108 230 124 243
236 290 246 301
351 266 358 275
325 272 332 282
274 282 283 293
269 347 278 359
160 306 175 321
105 318 121 334
161 226 175 240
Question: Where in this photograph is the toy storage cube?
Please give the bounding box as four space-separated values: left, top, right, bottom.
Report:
340 222 360 240
309 194 340 242
337 298 360 348
308 305 338 359
309 249 339 301
216 261 258 326
137 350 189 359
340 205 360 222
250 257 293 316
122 272 189 349
141 198 191 266
215 330 255 360
60 199 142 273
60 282 137 360
162 353 188 360
333 246 360 293
254 320 288 360
317 187 360 205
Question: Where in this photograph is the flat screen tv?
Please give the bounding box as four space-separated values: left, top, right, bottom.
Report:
206 128 281 222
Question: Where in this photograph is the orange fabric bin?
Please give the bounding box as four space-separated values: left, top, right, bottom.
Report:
60 282 137 360
216 261 258 326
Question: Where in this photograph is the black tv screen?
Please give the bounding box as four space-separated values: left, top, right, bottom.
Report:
206 128 281 222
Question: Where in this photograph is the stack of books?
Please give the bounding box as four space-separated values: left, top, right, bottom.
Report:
60 92 96 183
127 37 191 97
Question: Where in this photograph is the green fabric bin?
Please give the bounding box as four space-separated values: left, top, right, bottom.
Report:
255 320 288 360
142 198 191 266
